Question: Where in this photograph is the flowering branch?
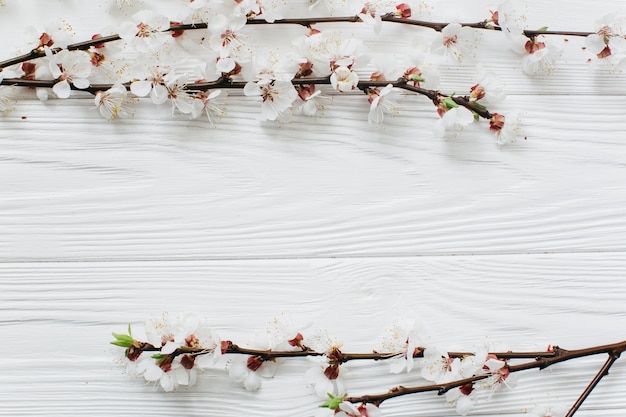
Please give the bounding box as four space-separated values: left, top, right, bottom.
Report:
0 14 600 71
1 0 622 142
110 314 625 417
343 340 626 410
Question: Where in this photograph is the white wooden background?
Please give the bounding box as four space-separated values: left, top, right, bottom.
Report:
1 1 626 416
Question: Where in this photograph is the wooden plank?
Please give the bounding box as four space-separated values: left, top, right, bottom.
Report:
1 254 625 416
2 94 626 260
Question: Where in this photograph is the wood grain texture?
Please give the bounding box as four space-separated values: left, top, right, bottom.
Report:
2 254 626 417
2 94 626 260
1 1 626 416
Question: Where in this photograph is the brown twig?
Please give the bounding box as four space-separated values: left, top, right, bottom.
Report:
344 340 626 415
0 15 597 71
0 75 494 120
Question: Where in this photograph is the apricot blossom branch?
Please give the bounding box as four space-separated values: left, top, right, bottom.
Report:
0 14 600 72
1 0 622 143
111 315 625 417
344 340 626 409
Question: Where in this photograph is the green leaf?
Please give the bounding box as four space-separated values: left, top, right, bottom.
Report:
319 393 347 410
538 26 549 32
408 74 425 83
443 97 458 109
128 323 132 338
111 332 134 344
151 353 164 360
110 332 134 347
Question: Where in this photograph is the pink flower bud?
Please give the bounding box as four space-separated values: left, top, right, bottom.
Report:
395 3 411 19
469 84 486 100
597 45 612 58
246 355 265 372
370 71 386 81
489 113 506 132
91 34 105 49
323 364 340 380
525 39 546 54
170 21 184 38
38 32 54 48
491 10 499 26
181 354 196 370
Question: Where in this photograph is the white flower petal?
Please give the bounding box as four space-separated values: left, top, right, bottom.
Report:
130 80 152 97
73 78 90 89
52 80 71 99
151 83 169 105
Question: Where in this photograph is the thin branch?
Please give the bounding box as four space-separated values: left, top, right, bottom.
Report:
1 75 494 120
344 340 626 405
129 338 560 363
0 15 598 70
564 352 622 417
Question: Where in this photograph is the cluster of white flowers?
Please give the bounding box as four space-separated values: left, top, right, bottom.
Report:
1 0 624 142
111 314 626 417
125 313 222 391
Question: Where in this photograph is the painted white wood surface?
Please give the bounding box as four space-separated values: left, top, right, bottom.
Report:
1 1 626 417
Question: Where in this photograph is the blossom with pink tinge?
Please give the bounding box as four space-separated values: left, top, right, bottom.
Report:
489 112 524 145
331 66 359 92
208 14 252 67
306 337 348 398
228 355 278 390
521 37 563 76
119 10 170 52
95 84 133 121
585 13 626 59
368 84 400 126
190 89 228 125
135 313 222 391
470 67 506 106
381 318 424 373
434 106 474 138
243 80 298 121
228 315 303 389
335 402 383 417
479 353 518 397
431 23 480 63
46 49 92 98
297 84 324 116
358 3 383 34
130 66 169 105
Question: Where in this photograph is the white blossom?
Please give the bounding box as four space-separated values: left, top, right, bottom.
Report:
367 84 401 126
469 67 506 106
191 89 228 125
381 318 424 373
431 23 480 63
434 106 474 138
489 111 524 145
130 66 169 105
244 80 298 121
46 49 92 98
135 313 222 391
95 84 133 120
521 39 563 76
228 315 302 390
330 66 359 92
119 10 170 52
336 402 383 417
